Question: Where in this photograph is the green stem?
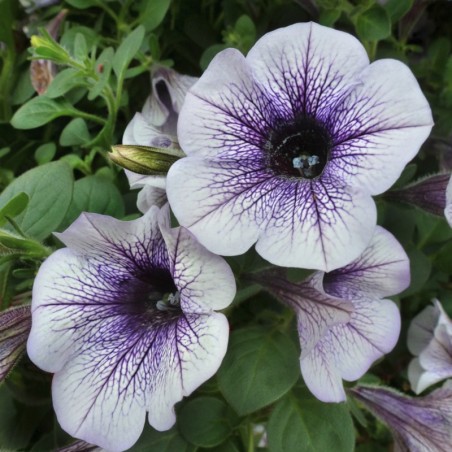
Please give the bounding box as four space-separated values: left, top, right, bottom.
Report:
248 422 255 452
72 110 107 125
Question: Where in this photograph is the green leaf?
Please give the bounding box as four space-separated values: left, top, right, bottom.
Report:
218 327 299 415
10 96 77 130
0 385 49 450
140 0 171 31
12 70 35 106
112 26 145 79
34 142 56 165
45 68 85 99
0 161 74 240
267 387 355 452
133 425 195 452
383 0 413 22
399 247 431 297
59 118 91 147
60 175 124 229
0 192 29 226
73 32 87 61
88 47 114 100
319 9 341 27
356 5 391 42
178 397 238 448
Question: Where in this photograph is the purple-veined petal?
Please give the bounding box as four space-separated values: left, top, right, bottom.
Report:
328 59 433 195
159 207 236 313
254 179 377 271
246 22 369 121
0 305 31 380
28 205 234 450
350 384 452 452
177 48 273 160
170 21 432 272
323 225 410 298
252 270 352 364
168 156 376 271
301 297 400 402
51 311 228 450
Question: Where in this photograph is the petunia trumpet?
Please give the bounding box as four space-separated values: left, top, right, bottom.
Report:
167 22 433 271
252 226 409 402
27 205 235 451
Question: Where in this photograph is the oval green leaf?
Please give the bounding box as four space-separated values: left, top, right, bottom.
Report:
218 327 299 416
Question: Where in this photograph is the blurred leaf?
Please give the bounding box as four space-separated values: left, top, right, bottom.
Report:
0 192 29 227
319 9 341 27
0 161 74 240
73 32 88 62
34 143 57 165
383 0 413 22
12 70 35 106
267 386 355 452
60 175 124 230
140 0 171 32
218 327 299 415
113 26 145 79
0 385 49 450
45 68 85 99
60 118 91 147
399 247 432 297
133 425 195 452
356 5 391 42
88 47 114 101
178 397 238 448
11 97 79 130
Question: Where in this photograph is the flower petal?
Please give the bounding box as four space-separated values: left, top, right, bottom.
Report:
167 157 264 256
137 185 167 212
328 59 433 195
446 174 452 227
142 65 198 133
159 209 236 313
255 178 377 271
246 22 369 120
51 311 228 450
301 297 400 402
177 48 273 160
323 226 410 298
168 156 377 271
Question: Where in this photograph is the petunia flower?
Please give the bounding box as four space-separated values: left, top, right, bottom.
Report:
122 66 197 212
167 22 433 271
350 384 452 451
385 172 452 225
252 226 409 402
27 205 235 451
407 299 452 394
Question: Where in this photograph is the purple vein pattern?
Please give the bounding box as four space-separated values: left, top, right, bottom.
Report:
0 305 31 380
26 205 235 451
167 22 433 271
253 226 410 402
351 384 452 451
122 66 198 213
407 299 452 394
